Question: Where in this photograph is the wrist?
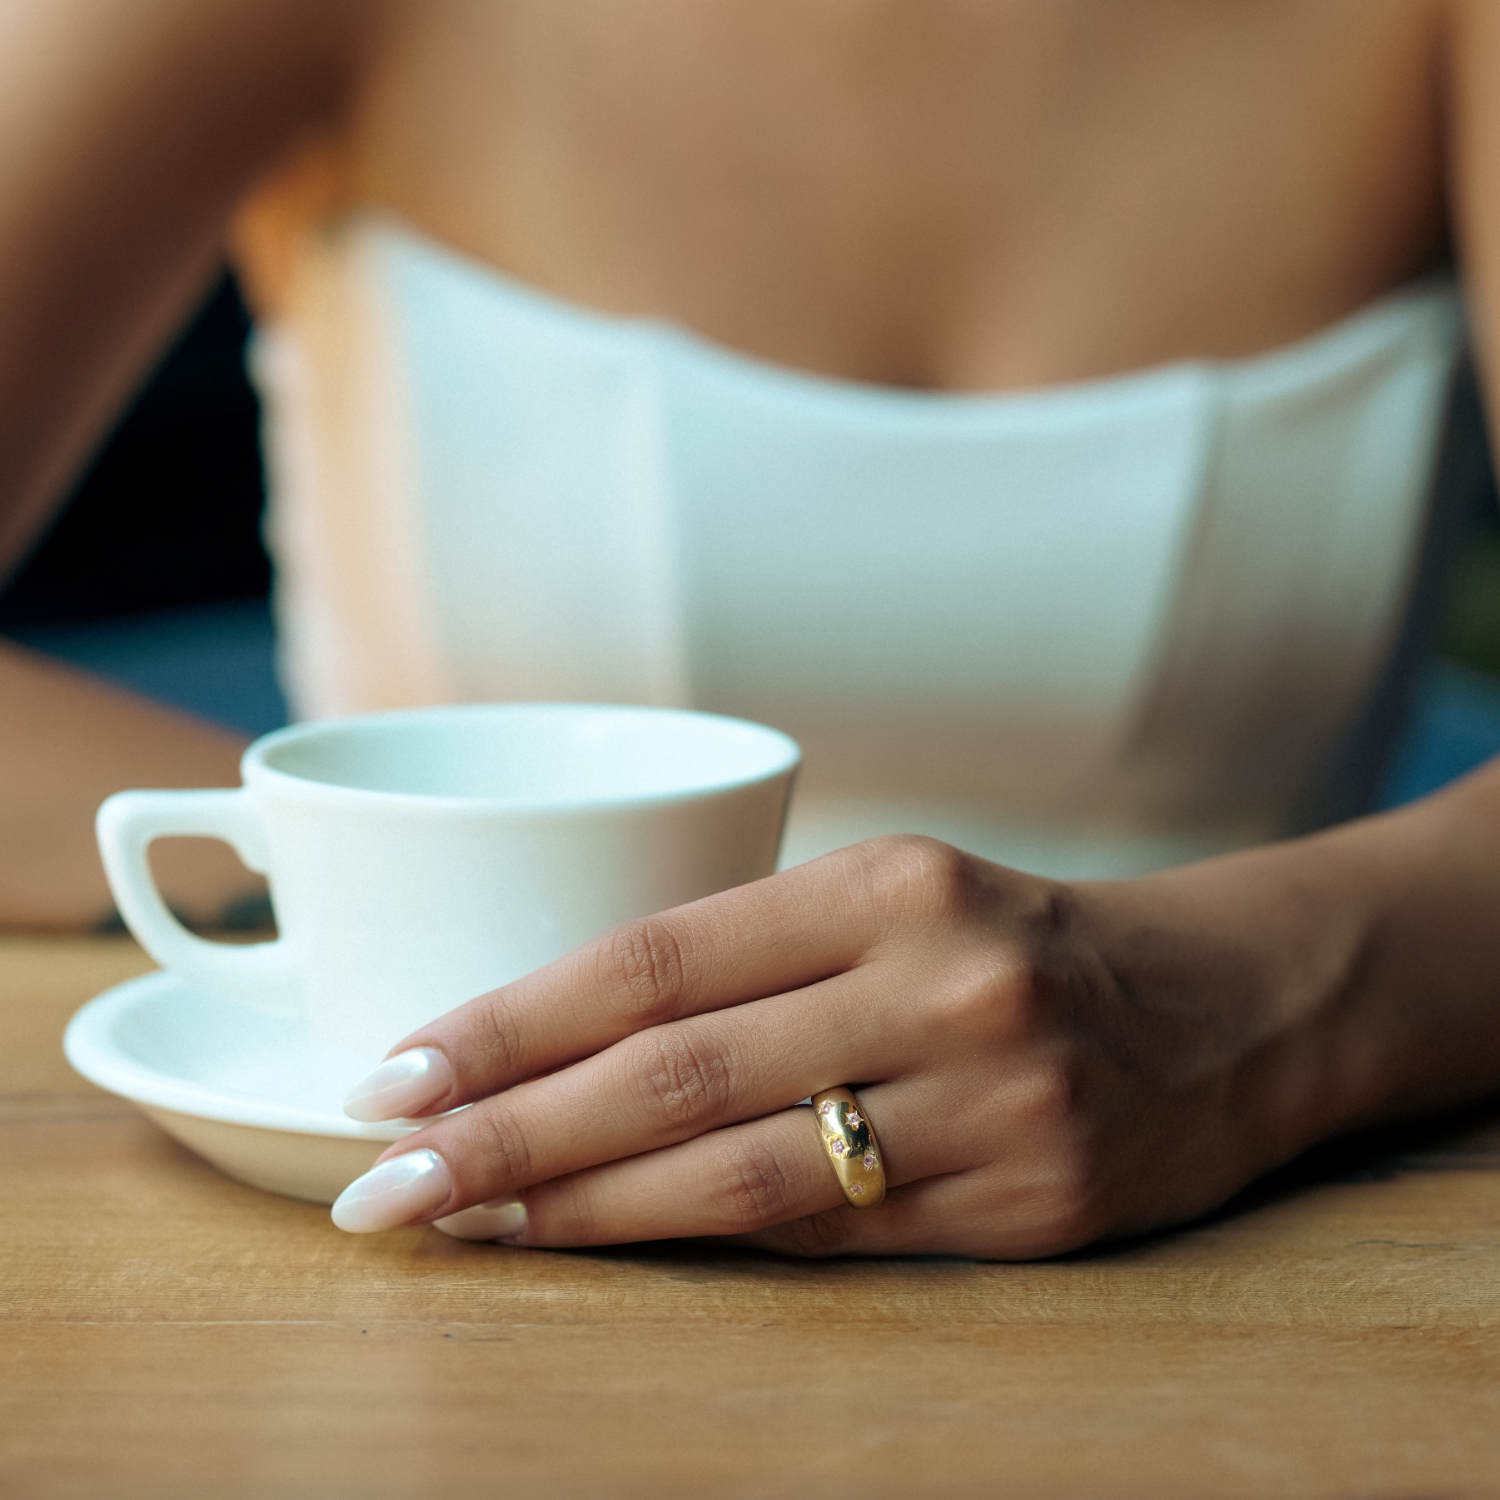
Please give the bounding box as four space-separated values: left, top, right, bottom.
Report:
1107 770 1500 1163
1308 769 1500 1127
1076 817 1414 1177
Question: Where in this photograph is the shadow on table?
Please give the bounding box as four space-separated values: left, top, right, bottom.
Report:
1069 1095 1500 1268
538 1096 1500 1277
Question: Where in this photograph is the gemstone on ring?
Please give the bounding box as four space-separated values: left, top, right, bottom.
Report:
810 1087 886 1210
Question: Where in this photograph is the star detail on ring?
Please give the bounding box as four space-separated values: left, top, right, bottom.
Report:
862 1152 878 1170
829 1139 847 1157
846 1109 863 1129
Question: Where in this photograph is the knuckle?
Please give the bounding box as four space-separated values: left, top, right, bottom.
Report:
1004 1067 1107 1254
539 1181 601 1246
464 1105 536 1188
706 1134 806 1231
1018 1164 1104 1257
1014 1054 1091 1138
924 923 1092 1051
770 1209 854 1259
908 952 1040 1054
927 961 1018 1045
967 1151 1105 1261
861 835 973 927
470 993 528 1079
633 1026 734 1131
600 916 695 1029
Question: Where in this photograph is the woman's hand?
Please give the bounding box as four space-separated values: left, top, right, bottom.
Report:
329 826 1429 1258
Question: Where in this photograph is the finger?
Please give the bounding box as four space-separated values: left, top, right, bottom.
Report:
375 966 911 1208
429 1077 961 1247
736 1129 1115 1261
379 840 914 1116
732 1173 1009 1259
734 1157 1113 1260
434 1109 840 1245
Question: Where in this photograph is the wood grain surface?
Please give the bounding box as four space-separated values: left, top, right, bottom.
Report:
2 936 1499 1500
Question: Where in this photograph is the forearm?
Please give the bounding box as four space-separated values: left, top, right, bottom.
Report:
0 0 373 570
0 642 258 930
1111 762 1500 1168
1305 761 1500 1124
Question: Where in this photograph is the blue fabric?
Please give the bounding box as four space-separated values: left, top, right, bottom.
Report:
1379 662 1500 807
7 598 288 739
9 595 1498 818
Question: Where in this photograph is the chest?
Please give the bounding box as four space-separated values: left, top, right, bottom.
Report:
342 0 1449 388
256 221 1462 842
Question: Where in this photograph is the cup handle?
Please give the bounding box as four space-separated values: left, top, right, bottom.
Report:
96 788 298 1017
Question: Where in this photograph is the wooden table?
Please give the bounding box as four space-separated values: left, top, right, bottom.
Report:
3 935 1499 1500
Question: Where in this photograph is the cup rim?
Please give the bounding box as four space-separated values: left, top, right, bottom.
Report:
240 702 801 813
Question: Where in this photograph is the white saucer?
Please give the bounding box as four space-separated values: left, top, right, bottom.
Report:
64 971 416 1204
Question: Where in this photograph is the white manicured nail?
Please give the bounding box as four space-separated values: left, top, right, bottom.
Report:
331 1149 451 1232
433 1198 529 1243
343 1048 454 1122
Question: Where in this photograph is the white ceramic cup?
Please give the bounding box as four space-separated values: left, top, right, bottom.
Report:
97 703 800 1062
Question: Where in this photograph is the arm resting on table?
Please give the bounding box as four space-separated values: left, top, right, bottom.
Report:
0 641 259 931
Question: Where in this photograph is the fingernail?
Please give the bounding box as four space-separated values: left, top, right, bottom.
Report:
343 1047 454 1122
331 1149 452 1232
433 1199 529 1243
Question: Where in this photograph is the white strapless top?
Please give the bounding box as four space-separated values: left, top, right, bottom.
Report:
251 215 1464 877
